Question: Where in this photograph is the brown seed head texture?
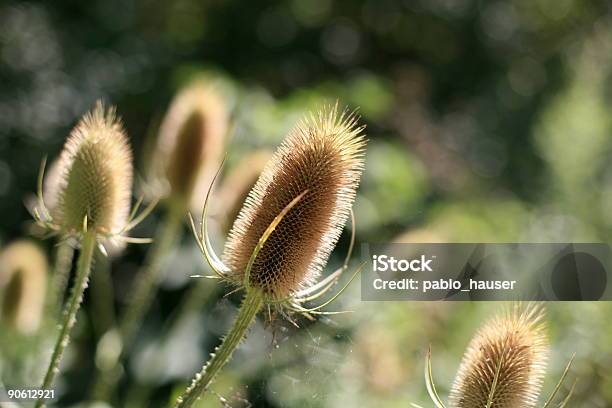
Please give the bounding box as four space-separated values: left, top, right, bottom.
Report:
153 82 227 208
223 106 366 299
46 102 133 236
449 304 549 408
0 241 48 334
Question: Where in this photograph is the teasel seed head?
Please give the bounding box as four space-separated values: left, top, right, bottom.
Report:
222 105 366 300
151 82 227 210
449 304 549 408
45 101 133 238
0 240 48 334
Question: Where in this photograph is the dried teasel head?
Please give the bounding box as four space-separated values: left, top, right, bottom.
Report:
150 82 228 210
44 102 132 235
449 304 549 408
0 240 48 334
221 105 366 300
214 150 273 232
34 102 153 250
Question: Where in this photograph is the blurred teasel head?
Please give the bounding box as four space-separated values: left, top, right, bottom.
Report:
449 304 548 408
221 105 366 301
215 150 273 233
149 81 228 211
0 240 48 334
34 102 153 250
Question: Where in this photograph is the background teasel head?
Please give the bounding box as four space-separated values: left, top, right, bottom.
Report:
214 150 273 232
0 240 48 334
206 104 366 303
148 81 228 211
448 304 549 408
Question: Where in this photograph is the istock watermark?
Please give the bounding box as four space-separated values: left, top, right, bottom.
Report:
361 243 612 301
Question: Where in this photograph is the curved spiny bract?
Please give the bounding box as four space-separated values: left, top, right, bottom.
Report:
151 82 227 210
222 105 366 300
449 304 549 408
0 240 48 334
46 102 132 238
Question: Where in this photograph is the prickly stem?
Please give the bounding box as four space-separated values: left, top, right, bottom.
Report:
36 230 97 407
173 289 264 408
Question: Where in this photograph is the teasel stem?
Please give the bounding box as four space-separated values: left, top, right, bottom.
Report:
36 229 97 408
120 200 183 349
51 242 75 313
174 289 264 408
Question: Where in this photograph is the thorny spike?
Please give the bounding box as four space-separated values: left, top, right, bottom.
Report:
188 212 227 279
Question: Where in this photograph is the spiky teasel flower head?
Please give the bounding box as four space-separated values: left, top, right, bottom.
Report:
149 81 228 211
33 102 154 251
223 105 365 300
191 104 366 317
449 303 548 408
0 240 48 334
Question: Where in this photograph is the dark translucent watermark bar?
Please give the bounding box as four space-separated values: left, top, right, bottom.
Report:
360 243 611 301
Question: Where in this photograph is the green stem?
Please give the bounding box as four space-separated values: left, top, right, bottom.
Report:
36 230 97 408
173 289 264 408
120 204 183 349
51 242 75 313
